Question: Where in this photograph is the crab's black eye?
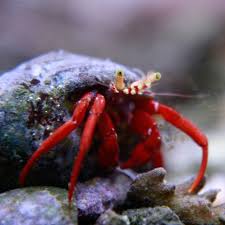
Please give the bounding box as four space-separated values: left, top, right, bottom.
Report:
155 72 161 80
116 69 124 77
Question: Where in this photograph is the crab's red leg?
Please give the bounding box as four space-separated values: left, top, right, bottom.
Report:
157 102 208 193
151 147 164 168
140 99 208 193
19 92 96 186
68 94 105 204
97 111 119 168
120 109 163 169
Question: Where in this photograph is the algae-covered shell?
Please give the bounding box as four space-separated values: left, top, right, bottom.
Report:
0 51 141 190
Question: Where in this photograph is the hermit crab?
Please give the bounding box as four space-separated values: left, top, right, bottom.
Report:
0 51 208 205
14 51 208 205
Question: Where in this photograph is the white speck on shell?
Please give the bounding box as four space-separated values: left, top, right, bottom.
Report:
31 64 42 77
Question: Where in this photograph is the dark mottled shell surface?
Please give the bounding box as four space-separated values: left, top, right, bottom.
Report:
0 51 141 190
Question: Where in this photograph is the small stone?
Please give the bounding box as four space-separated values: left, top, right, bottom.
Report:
126 168 221 225
213 203 225 224
0 187 77 225
76 171 132 217
123 206 184 225
127 168 175 206
95 210 130 225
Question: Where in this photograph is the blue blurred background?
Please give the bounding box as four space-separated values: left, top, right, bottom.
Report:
0 0 225 203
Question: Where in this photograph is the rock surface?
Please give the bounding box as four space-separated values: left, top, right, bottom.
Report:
123 207 184 225
127 168 224 225
0 187 77 225
95 210 129 225
0 168 224 225
76 171 132 217
95 207 184 225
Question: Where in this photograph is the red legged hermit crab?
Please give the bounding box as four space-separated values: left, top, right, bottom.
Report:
19 60 208 204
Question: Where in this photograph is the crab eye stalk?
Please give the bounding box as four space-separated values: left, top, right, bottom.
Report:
115 69 126 91
155 72 161 81
146 71 162 84
116 69 124 77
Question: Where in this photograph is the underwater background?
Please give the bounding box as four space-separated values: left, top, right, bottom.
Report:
0 1 225 224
